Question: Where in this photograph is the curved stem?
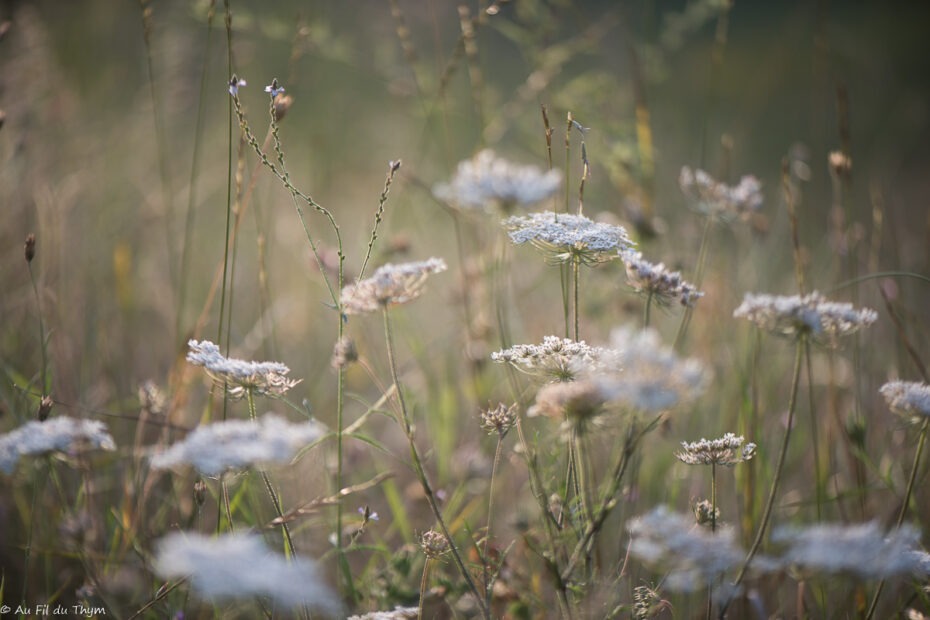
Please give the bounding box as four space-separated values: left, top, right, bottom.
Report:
732 338 804 588
382 307 489 618
865 417 930 619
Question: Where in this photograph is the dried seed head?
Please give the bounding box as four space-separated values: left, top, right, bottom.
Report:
330 336 358 370
828 150 852 177
24 233 36 263
692 499 720 527
37 395 53 422
273 93 293 122
194 479 207 507
676 433 756 467
138 380 167 417
479 402 518 437
419 529 450 559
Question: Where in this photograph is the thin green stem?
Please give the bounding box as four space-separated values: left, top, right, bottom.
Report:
247 389 297 559
573 256 580 342
866 417 930 619
644 291 653 329
732 338 804 588
176 0 217 343
675 216 712 350
21 461 42 605
418 557 432 620
483 433 505 611
27 263 48 394
382 307 489 618
804 339 823 521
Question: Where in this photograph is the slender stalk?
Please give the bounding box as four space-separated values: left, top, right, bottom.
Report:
246 389 297 559
418 557 433 620
21 460 42 605
865 417 930 619
176 0 217 343
804 340 823 521
643 291 653 329
675 216 712 349
732 338 804 588
572 256 580 342
483 433 505 611
381 307 489 618
27 260 48 394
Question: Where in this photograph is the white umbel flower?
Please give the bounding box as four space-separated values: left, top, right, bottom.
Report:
340 258 447 315
503 211 635 265
0 416 116 474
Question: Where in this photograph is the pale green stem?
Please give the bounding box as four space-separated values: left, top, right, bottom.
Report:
247 389 296 559
644 291 653 329
382 307 489 618
675 216 713 350
865 417 930 619
804 339 823 521
418 557 432 620
483 433 505 611
732 338 804 588
27 264 48 394
573 256 580 342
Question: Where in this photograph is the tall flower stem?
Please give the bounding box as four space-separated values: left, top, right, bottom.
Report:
246 389 296 559
573 256 581 341
732 338 804 588
483 432 505 611
382 307 489 619
865 416 930 619
418 557 433 620
675 216 712 349
643 292 654 329
804 340 823 521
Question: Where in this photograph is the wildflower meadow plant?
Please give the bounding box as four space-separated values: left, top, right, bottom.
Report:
733 291 878 345
432 149 563 212
186 339 301 400
679 166 763 221
340 258 448 315
491 335 606 382
154 532 342 615
0 416 116 474
150 414 325 475
503 210 635 266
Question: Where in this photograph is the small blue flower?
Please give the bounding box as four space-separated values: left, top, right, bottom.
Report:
264 79 285 98
228 76 246 96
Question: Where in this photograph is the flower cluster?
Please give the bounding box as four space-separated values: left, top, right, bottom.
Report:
596 326 706 413
733 292 878 345
0 416 116 474
432 149 562 212
627 506 748 592
151 414 325 476
771 521 930 580
676 433 756 467
187 340 300 400
419 529 451 559
479 402 518 436
880 381 930 422
340 258 447 315
348 607 419 620
679 166 763 220
620 250 704 308
491 336 606 382
503 211 635 265
528 379 611 426
154 532 342 613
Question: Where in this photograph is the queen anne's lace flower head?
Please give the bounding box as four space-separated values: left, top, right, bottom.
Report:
154 532 342 614
348 608 419 620
0 416 116 474
627 506 752 592
433 149 562 212
676 433 756 466
733 291 877 345
679 166 763 221
771 521 930 580
620 250 704 308
150 414 325 475
503 211 635 265
594 326 707 413
187 340 300 400
491 336 607 382
880 381 930 423
340 258 447 315
528 379 611 427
